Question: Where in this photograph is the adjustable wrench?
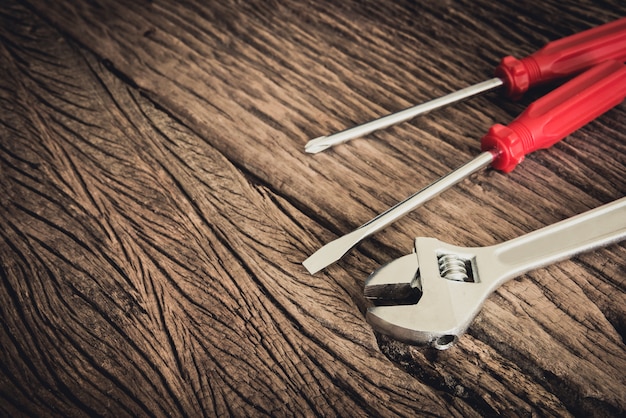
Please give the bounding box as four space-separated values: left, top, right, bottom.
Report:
364 197 626 350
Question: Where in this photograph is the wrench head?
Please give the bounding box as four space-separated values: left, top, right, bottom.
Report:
364 238 491 350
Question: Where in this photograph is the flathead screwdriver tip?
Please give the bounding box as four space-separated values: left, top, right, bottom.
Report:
305 136 331 154
302 228 366 274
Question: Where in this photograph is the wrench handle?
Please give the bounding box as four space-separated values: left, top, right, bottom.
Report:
493 197 626 278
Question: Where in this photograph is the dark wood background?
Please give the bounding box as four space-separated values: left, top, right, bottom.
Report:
1 0 625 416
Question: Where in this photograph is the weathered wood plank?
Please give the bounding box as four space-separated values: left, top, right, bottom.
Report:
2 0 625 415
0 4 465 416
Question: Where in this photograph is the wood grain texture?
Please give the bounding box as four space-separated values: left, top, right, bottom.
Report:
1 0 625 416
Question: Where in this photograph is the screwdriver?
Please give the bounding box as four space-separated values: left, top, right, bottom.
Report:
305 17 626 154
302 60 626 274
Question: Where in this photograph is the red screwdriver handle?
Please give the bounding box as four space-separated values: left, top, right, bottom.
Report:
482 60 626 173
496 17 626 98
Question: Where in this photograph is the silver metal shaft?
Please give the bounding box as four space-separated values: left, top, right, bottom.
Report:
305 78 504 153
302 151 495 273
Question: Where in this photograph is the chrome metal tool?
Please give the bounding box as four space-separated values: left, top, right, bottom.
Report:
302 60 626 274
364 197 626 349
305 17 626 153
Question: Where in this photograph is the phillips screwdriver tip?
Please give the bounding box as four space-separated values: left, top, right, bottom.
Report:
304 136 331 154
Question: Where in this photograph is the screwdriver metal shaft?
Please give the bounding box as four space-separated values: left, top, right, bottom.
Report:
302 152 494 274
305 17 626 153
305 79 503 154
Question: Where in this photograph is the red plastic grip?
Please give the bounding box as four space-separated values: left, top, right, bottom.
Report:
495 17 626 98
481 60 626 173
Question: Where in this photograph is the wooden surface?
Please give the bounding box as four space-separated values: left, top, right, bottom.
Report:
1 0 625 416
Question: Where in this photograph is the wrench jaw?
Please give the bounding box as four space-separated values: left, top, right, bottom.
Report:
364 238 492 350
364 253 422 305
365 277 487 350
366 305 466 350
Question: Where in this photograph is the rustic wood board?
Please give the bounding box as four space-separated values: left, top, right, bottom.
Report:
1 0 625 416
